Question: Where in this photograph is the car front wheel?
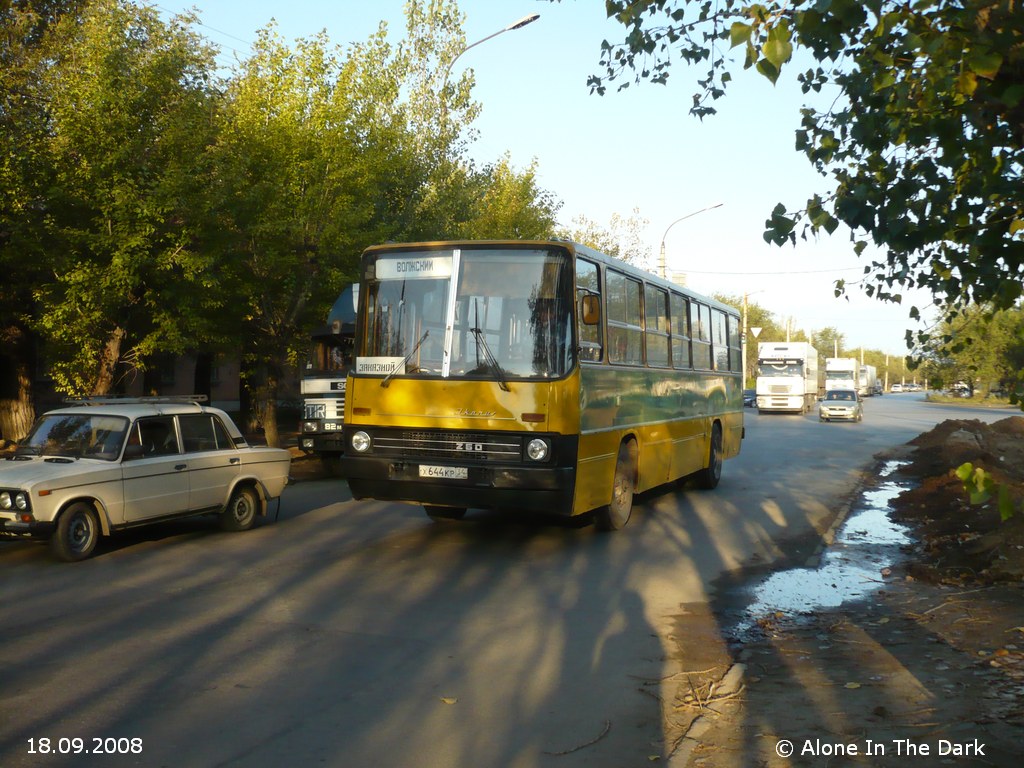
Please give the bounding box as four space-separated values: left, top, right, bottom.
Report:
221 486 259 531
51 502 100 562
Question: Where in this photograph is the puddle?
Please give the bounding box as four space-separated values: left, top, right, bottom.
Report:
730 460 913 636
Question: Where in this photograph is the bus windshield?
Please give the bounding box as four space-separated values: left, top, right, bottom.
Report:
363 248 574 380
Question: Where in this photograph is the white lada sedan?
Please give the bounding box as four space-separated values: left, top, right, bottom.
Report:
0 397 291 561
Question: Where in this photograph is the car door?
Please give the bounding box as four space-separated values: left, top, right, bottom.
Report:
178 413 240 512
120 417 190 523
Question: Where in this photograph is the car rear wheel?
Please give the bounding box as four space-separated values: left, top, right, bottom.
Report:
51 502 100 562
221 486 259 531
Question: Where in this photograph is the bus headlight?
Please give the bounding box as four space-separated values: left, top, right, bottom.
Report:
526 438 549 462
351 431 372 453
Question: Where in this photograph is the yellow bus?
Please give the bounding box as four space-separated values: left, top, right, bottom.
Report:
339 240 743 529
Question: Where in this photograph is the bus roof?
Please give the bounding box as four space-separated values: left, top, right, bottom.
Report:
360 240 740 317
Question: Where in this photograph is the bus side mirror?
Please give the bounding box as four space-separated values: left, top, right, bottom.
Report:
580 294 600 325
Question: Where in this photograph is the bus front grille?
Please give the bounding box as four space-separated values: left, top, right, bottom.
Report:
372 430 523 463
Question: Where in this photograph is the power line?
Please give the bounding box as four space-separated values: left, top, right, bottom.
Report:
683 266 864 276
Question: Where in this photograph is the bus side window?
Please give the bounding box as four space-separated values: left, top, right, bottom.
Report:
576 258 603 362
727 314 742 372
670 292 691 369
711 308 729 371
607 270 643 365
691 302 712 369
645 284 669 367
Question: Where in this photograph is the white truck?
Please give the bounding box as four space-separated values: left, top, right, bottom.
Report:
756 341 820 413
825 357 859 393
298 285 357 458
858 364 878 397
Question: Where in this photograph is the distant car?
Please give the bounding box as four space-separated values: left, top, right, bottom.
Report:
890 384 903 392
743 389 756 407
0 397 291 561
819 389 863 423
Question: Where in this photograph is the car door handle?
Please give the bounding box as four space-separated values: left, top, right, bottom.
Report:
175 464 187 471
230 457 240 465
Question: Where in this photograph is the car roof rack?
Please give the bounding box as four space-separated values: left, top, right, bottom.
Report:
62 395 210 406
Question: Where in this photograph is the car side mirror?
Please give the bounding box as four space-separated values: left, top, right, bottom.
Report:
123 444 144 461
580 294 600 325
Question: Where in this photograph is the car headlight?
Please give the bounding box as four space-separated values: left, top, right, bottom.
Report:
0 491 11 510
526 438 549 462
351 431 371 453
15 492 28 511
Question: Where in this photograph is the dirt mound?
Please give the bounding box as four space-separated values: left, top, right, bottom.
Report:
892 416 1024 584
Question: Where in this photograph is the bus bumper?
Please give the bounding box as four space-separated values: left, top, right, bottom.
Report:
340 456 577 515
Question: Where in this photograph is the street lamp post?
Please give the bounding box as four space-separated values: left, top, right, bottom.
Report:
657 203 723 279
741 290 765 388
440 13 540 100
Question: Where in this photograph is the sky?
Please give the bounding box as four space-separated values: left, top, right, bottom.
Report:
151 0 935 356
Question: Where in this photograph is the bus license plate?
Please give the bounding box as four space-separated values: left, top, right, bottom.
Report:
419 465 468 480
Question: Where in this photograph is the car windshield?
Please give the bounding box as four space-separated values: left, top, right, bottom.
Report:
17 413 129 461
825 391 855 402
362 247 574 380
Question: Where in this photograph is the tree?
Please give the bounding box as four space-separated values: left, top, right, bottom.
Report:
32 0 220 396
561 0 1024 335
917 304 1024 396
0 0 88 439
207 1 485 445
558 207 651 265
456 155 561 239
811 327 846 359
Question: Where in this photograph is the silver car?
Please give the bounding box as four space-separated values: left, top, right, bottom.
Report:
1 397 291 561
819 389 863 423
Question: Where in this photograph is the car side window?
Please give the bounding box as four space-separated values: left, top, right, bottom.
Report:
179 413 234 453
136 417 180 456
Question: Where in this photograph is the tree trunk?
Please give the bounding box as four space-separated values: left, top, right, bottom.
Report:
93 327 126 396
193 352 213 401
0 325 35 442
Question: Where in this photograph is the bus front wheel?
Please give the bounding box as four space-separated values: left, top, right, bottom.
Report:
596 440 636 531
695 424 723 490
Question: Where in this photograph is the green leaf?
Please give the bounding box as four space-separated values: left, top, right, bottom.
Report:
762 22 793 72
966 48 1003 79
955 462 974 482
997 486 1015 522
729 22 752 49
756 58 780 84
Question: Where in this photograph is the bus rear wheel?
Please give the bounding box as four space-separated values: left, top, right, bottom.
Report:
424 505 467 521
596 440 636 531
695 424 723 490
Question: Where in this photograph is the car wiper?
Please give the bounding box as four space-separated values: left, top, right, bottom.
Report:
381 330 430 388
470 326 511 392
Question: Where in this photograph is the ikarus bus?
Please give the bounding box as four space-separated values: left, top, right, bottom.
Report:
339 241 743 529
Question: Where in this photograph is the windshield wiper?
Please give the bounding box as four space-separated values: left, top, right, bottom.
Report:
381 330 429 388
470 326 511 392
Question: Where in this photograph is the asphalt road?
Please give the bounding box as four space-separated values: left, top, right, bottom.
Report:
1 393 1016 767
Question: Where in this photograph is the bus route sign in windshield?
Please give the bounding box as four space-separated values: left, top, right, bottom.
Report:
376 255 453 280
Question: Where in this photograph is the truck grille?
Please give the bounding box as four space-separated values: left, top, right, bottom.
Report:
372 430 523 464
